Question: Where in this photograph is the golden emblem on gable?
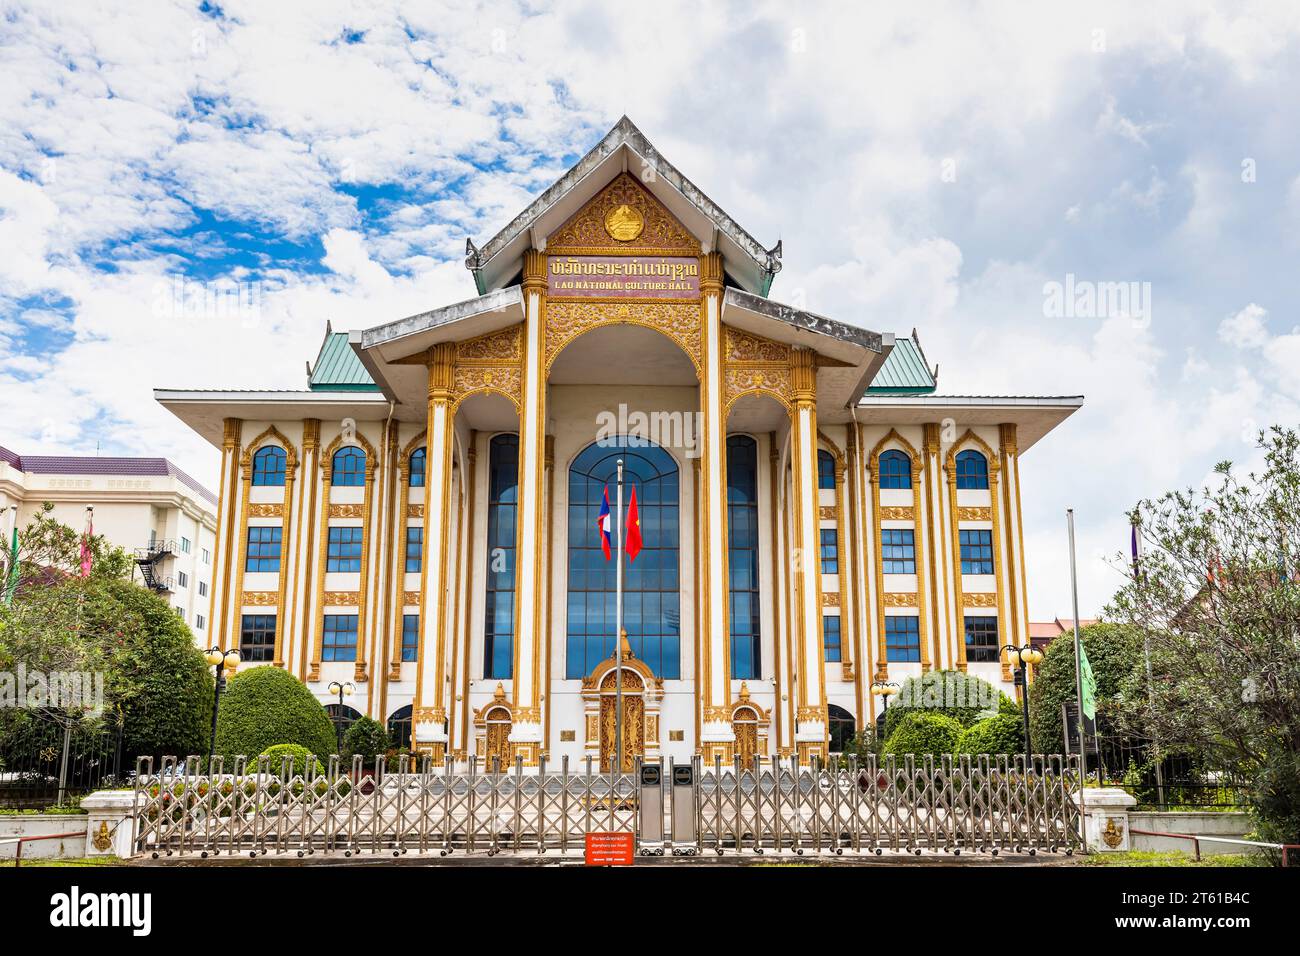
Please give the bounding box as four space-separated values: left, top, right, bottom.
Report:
603 203 644 242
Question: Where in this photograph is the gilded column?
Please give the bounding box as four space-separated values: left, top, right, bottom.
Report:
767 434 785 752
698 252 734 760
833 456 854 681
987 445 1012 682
228 443 254 656
376 422 400 717
790 348 827 760
272 452 297 668
842 428 865 724
307 434 332 684
387 441 411 682
353 441 377 684
414 344 456 757
922 423 951 668
945 449 967 671
214 418 242 652
457 433 478 760
542 434 556 757
509 249 548 764
1001 423 1032 672
294 420 320 680
911 452 932 673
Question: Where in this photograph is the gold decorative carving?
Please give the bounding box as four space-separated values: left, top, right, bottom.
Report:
818 506 836 520
323 591 360 606
957 506 992 521
247 503 283 518
456 324 523 362
822 592 840 607
879 506 915 521
407 504 424 519
965 593 998 608
722 366 793 411
1102 817 1124 849
328 504 364 519
883 592 919 608
241 591 277 606
92 821 112 852
724 326 791 364
545 299 702 374
403 590 420 605
547 172 700 255
560 729 576 742
721 325 797 414
451 365 522 409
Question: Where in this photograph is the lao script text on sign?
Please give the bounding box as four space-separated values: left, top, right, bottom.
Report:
548 256 700 300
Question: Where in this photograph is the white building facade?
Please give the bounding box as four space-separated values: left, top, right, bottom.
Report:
157 119 1081 768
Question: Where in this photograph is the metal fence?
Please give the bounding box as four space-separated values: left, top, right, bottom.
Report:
1092 735 1250 810
133 753 1082 858
0 720 124 809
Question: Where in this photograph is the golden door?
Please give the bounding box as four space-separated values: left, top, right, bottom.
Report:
734 720 759 767
599 695 645 773
484 712 511 771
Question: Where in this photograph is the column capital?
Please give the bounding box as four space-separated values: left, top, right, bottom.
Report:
700 251 724 296
999 422 1018 455
923 421 941 455
791 347 817 404
222 417 242 450
427 343 455 401
302 418 320 451
522 248 547 294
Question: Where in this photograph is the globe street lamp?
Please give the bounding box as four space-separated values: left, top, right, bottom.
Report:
204 646 242 762
327 681 355 755
1003 643 1045 762
870 681 899 739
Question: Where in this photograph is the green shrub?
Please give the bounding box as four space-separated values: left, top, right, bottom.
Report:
343 717 390 768
257 743 324 777
1028 622 1144 754
214 667 334 763
883 670 1002 738
883 712 964 757
958 712 1025 756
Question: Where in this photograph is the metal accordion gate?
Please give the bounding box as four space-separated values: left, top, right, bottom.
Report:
132 754 1082 859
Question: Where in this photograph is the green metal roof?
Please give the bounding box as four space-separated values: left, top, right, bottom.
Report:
309 332 379 391
867 334 936 394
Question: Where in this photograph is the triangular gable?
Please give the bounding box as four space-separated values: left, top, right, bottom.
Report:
545 172 701 257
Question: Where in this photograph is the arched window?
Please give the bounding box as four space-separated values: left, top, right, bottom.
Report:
955 449 989 490
817 450 836 489
484 435 518 680
408 448 426 487
727 436 760 680
828 704 856 754
251 446 286 486
387 704 412 751
324 703 362 751
331 447 366 486
877 449 911 490
567 438 680 679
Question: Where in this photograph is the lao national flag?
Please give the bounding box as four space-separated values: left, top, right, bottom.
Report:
596 486 612 560
625 485 642 563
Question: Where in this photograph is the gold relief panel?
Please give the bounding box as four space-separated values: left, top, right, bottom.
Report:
822 592 840 607
241 591 278 606
455 324 523 362
883 592 919 608
585 714 599 744
545 299 702 374
323 591 361 607
965 593 998 608
328 504 365 519
407 504 424 519
818 506 836 520
451 364 522 410
646 714 659 743
545 172 701 255
722 366 794 412
403 590 421 606
958 507 993 522
723 326 791 365
879 506 915 521
247 503 283 518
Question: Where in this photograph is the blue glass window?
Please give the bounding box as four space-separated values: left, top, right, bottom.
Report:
331 447 366 486
817 450 836 489
326 526 363 572
405 526 422 573
955 450 988 490
566 438 680 679
965 615 999 663
823 615 842 662
820 527 839 574
322 614 358 662
960 529 994 575
408 448 426 487
484 435 518 680
251 446 286 486
880 528 915 574
387 704 412 750
727 436 760 680
885 616 921 662
401 613 419 663
878 449 911 489
240 614 275 663
245 526 282 572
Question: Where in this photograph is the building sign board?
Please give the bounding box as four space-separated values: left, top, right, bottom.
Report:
548 255 700 299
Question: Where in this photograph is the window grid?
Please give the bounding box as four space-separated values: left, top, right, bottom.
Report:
401 614 419 663
405 526 423 573
956 450 989 490
245 526 282 573
878 449 912 489
484 435 518 680
240 613 276 663
817 451 836 489
727 436 761 680
331 447 366 486
251 447 286 486
960 529 994 575
823 615 842 662
322 614 358 662
408 448 426 488
326 526 363 573
819 527 839 574
880 528 916 574
885 615 921 662
965 615 1000 663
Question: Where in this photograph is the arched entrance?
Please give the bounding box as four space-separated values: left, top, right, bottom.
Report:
828 704 856 754
730 684 769 766
473 684 514 770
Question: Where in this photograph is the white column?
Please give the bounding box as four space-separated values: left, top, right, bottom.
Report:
790 348 826 759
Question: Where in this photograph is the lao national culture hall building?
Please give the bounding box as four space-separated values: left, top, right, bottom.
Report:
157 117 1081 769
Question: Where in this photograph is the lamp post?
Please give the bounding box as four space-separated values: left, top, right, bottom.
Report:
204 646 242 762
1003 643 1045 762
327 681 355 755
870 681 899 740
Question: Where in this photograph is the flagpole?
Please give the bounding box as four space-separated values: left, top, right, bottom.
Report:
615 459 624 776
1066 508 1089 852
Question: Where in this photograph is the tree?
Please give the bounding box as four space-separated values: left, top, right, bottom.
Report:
958 712 1024 756
343 716 390 769
1107 426 1300 848
214 667 336 763
882 712 964 757
882 669 1003 738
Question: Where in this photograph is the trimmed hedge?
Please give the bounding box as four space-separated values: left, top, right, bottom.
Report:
882 712 964 757
214 667 335 763
257 744 324 777
958 712 1024 756
883 669 1003 738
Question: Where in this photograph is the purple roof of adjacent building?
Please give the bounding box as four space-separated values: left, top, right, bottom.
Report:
0 446 217 505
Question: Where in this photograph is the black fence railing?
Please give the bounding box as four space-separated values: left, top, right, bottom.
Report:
0 719 125 809
1092 734 1250 810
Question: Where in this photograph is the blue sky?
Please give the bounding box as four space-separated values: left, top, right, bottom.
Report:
3 0 1300 617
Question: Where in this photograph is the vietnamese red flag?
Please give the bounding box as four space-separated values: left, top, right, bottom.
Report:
625 485 642 563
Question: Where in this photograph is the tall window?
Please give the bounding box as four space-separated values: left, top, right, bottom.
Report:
880 528 915 574
240 614 275 662
245 526 282 572
964 615 999 662
878 449 911 489
820 527 839 574
727 436 760 680
823 614 842 662
252 446 287 486
401 613 419 662
960 529 994 575
567 438 680 679
326 527 363 572
817 450 836 489
405 526 422 573
322 614 358 661
885 615 921 662
955 449 989 490
827 704 856 754
408 448 426 487
484 435 518 680
331 447 366 486
387 704 413 750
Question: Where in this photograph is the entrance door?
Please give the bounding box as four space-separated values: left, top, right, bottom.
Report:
598 671 645 772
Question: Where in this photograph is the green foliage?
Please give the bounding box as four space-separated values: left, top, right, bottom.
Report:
214 667 335 763
257 743 324 777
882 669 1002 738
958 712 1025 756
343 716 389 768
882 712 964 757
1028 622 1145 755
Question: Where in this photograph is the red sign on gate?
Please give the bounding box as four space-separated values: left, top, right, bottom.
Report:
585 832 635 866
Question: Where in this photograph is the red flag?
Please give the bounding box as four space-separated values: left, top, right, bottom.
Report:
625 485 642 563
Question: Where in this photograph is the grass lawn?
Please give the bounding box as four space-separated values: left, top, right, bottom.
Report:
11 856 124 868
1081 850 1266 867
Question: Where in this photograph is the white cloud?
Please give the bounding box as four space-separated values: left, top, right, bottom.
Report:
1218 303 1270 348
